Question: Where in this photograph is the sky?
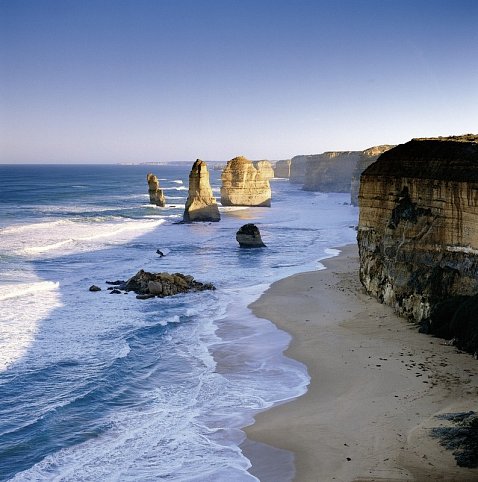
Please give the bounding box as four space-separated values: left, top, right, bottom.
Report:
0 0 477 164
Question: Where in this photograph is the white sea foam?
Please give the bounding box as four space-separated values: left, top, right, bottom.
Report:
0 279 61 372
0 280 60 302
2 219 165 258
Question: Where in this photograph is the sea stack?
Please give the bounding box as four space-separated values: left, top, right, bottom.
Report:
183 160 220 222
147 173 166 207
220 156 272 207
236 223 266 248
357 134 478 351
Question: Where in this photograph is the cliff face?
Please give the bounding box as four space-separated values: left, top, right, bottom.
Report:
302 151 361 192
220 156 272 207
147 173 166 207
289 155 309 184
183 160 220 222
273 159 291 178
252 160 274 180
350 145 395 205
357 136 478 327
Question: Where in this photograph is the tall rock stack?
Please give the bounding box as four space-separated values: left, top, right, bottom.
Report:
183 160 220 222
147 173 166 207
357 135 478 326
220 156 272 207
350 145 395 205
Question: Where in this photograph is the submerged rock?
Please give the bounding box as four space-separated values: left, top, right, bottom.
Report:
89 285 101 292
236 223 266 248
220 156 271 207
183 160 220 222
147 173 166 207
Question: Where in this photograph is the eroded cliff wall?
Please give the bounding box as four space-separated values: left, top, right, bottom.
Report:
273 159 291 178
302 151 361 192
357 136 478 329
289 155 309 184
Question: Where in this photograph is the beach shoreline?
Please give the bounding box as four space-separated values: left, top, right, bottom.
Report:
242 244 478 481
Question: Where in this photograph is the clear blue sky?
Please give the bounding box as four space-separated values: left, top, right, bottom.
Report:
1 0 477 163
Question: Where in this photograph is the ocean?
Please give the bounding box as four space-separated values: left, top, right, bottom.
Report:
0 164 358 481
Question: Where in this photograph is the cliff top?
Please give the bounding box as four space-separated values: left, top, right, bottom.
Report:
362 136 478 181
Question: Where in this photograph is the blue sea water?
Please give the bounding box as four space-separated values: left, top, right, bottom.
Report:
0 164 358 481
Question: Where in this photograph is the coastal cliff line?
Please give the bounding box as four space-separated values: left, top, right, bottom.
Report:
357 134 478 354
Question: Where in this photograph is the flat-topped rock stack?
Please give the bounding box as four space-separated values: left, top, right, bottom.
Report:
220 156 272 207
183 160 220 222
147 173 166 207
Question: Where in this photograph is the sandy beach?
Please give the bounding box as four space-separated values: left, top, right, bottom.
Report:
243 244 478 482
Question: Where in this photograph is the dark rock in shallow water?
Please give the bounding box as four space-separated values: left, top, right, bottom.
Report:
89 285 101 292
110 289 122 294
236 223 266 248
106 280 126 286
123 270 215 298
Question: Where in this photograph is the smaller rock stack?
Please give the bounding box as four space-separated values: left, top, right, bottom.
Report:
183 160 221 222
147 173 166 207
236 224 266 248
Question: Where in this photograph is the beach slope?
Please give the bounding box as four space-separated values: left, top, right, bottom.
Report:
244 244 478 481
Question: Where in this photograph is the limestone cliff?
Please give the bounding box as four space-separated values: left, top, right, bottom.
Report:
273 159 291 178
147 173 166 207
302 151 361 193
289 155 309 184
350 145 395 205
183 160 220 222
252 160 275 180
357 135 478 351
220 156 272 207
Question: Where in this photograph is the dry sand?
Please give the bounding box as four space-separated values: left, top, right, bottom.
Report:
243 244 478 482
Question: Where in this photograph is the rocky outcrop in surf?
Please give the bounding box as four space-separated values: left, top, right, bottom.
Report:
124 270 215 299
350 145 395 205
147 173 166 207
236 223 266 248
220 156 272 207
357 134 478 354
183 160 220 222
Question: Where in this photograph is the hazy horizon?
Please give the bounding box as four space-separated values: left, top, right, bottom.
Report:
1 0 477 164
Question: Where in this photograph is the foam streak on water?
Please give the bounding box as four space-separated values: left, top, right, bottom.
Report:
0 164 358 481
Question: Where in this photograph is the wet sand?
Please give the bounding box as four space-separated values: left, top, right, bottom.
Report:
243 244 478 481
